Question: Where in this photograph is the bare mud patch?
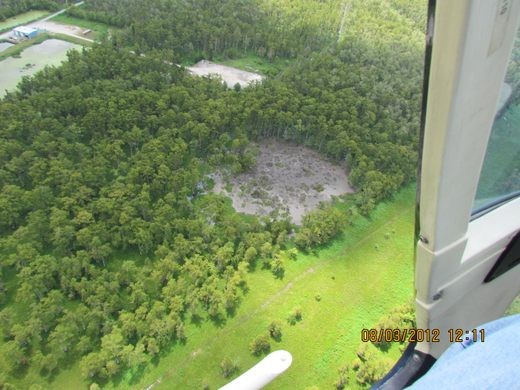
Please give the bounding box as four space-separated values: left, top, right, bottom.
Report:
188 60 263 88
212 139 354 225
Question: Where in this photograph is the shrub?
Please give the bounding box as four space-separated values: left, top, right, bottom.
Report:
267 321 282 341
372 303 415 351
244 246 258 263
249 334 271 355
220 357 238 378
287 306 303 325
295 206 344 250
286 248 298 260
335 376 347 390
346 303 417 387
271 256 285 278
355 355 392 386
334 364 350 389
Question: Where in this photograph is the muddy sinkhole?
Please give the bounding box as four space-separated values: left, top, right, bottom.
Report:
212 139 355 225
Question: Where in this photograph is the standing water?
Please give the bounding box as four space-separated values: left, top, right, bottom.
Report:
0 39 81 96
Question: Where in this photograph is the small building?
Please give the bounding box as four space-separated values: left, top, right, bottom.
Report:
12 26 39 39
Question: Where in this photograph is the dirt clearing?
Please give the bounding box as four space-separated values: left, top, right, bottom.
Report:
188 60 263 87
30 20 94 42
212 139 354 224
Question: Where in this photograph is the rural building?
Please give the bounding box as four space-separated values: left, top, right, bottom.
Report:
11 26 39 39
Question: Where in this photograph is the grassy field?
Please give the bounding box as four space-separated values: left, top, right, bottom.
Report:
50 14 115 41
0 10 50 33
3 186 416 389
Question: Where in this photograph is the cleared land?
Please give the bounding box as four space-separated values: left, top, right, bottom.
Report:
213 139 354 225
0 39 81 96
188 60 263 87
25 20 94 43
0 10 49 32
50 14 113 40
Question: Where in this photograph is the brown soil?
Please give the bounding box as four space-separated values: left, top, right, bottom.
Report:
212 139 354 224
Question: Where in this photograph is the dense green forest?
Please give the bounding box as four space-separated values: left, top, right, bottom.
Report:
0 0 426 387
66 0 344 60
0 47 293 380
0 0 67 21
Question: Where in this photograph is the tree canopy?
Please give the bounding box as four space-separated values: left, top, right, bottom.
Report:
0 0 67 21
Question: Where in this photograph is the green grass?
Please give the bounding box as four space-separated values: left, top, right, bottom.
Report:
3 186 416 389
49 32 94 47
506 295 520 315
0 10 50 33
50 14 115 41
178 50 291 77
205 52 294 77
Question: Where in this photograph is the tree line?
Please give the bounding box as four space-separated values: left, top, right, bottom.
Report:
66 0 343 61
0 0 67 21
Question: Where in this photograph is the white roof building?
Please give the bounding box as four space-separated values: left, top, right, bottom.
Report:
12 26 39 38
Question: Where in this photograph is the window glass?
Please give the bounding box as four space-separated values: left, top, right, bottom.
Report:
474 29 520 212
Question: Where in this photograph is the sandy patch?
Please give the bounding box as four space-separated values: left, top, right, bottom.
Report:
212 139 354 225
187 60 263 88
32 20 83 35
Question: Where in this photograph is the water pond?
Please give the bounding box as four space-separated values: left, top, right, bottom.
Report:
0 39 81 96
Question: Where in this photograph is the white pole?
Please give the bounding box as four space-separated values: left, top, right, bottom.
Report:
219 350 292 390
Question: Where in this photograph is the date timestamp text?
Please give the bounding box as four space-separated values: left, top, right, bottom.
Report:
361 328 485 343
